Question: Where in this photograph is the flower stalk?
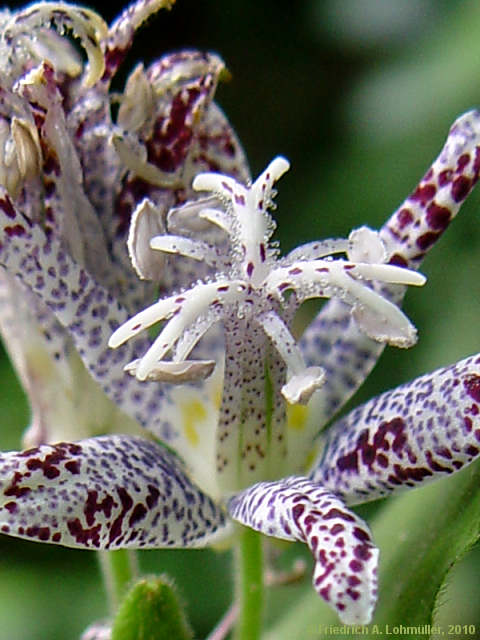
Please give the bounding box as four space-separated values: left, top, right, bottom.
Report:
234 526 264 640
98 549 139 615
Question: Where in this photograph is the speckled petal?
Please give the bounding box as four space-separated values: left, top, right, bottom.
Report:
189 102 250 184
17 62 114 288
102 0 175 85
0 435 227 549
0 271 70 444
313 353 480 505
228 476 378 624
291 110 480 471
381 110 480 270
0 189 181 443
0 270 142 448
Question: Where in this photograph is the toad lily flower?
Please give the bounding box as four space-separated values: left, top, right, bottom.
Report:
1 0 480 631
109 156 426 498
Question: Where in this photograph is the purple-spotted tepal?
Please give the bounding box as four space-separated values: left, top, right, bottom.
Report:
0 0 479 629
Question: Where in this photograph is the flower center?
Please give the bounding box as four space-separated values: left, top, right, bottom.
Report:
109 157 426 405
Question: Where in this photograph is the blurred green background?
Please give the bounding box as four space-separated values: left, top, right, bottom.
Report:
2 0 480 638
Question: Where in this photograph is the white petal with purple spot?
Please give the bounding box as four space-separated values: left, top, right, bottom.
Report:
229 476 378 624
313 353 480 505
0 435 228 549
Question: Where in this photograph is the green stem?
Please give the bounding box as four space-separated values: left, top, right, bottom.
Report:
97 549 139 615
234 526 264 640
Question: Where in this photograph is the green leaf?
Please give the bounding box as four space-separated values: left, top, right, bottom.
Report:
264 459 480 639
111 576 193 640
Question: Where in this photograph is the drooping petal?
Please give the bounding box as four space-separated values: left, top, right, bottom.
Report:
228 476 378 625
291 110 480 471
312 353 480 505
0 435 227 549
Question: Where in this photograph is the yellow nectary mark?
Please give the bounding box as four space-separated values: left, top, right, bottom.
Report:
287 403 308 431
182 400 208 446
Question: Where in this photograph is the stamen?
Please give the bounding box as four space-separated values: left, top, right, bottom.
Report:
198 208 235 234
127 198 166 281
133 280 245 380
0 117 42 198
109 295 186 348
150 235 220 266
167 197 226 235
347 226 386 263
124 358 215 383
350 263 426 286
174 315 219 362
112 134 183 188
117 63 155 133
259 311 307 373
330 266 419 347
265 259 423 347
283 238 349 264
259 311 325 404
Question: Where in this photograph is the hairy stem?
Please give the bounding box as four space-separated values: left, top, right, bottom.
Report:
234 526 264 640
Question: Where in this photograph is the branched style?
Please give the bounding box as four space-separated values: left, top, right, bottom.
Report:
0 0 479 628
